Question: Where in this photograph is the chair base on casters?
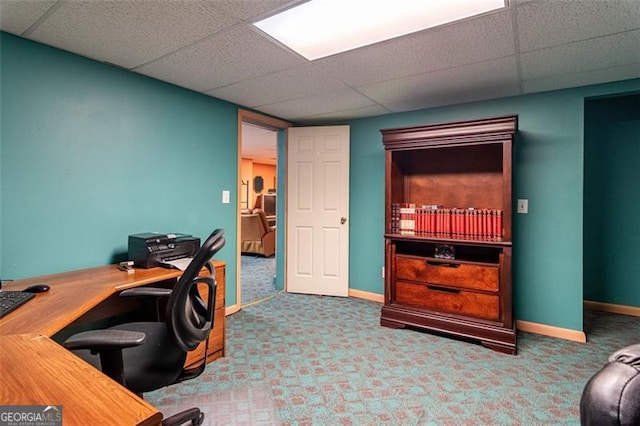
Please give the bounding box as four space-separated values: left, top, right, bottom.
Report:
162 408 205 426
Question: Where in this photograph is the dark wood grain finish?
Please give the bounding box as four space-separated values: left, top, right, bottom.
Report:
395 255 499 292
380 304 516 354
381 115 518 150
395 281 500 321
381 115 517 354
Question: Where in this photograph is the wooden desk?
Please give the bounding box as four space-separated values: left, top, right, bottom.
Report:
1 265 182 336
0 262 225 340
0 334 162 426
0 261 226 425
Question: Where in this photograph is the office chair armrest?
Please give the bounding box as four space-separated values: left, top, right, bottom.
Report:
162 408 204 426
63 329 146 351
64 330 146 387
119 287 172 298
120 287 173 322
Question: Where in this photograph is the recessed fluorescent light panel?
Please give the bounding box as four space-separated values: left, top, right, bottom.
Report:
254 0 506 60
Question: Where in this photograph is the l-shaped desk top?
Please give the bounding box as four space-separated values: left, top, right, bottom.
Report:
0 262 224 337
0 333 163 426
0 265 183 336
0 262 224 426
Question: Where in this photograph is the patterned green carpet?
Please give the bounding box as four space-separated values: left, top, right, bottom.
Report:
146 294 639 425
241 255 277 306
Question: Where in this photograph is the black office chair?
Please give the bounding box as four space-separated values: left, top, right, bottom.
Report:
64 229 225 426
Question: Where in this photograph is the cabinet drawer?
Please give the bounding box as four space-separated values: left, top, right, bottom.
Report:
395 255 498 292
395 281 499 321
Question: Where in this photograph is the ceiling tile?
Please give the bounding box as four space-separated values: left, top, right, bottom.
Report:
313 9 515 87
1 0 637 123
258 88 377 121
136 24 304 92
517 0 640 52
523 63 640 94
0 0 56 35
384 82 520 113
520 30 640 81
359 57 520 112
28 0 239 68
213 0 305 21
301 105 391 124
206 63 348 108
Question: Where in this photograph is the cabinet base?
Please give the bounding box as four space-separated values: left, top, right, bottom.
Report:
381 305 516 355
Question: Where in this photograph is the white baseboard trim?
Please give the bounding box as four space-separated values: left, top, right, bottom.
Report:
349 289 384 303
584 300 640 317
516 320 587 343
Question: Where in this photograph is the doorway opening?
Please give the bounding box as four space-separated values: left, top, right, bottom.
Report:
583 92 640 337
237 110 290 308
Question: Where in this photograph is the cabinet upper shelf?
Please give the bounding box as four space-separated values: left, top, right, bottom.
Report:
385 233 513 247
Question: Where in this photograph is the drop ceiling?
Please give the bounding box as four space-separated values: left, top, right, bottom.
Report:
1 0 639 125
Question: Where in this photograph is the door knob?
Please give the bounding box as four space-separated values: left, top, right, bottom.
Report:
341 217 347 224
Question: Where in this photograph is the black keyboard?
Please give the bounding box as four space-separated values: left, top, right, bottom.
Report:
0 291 35 318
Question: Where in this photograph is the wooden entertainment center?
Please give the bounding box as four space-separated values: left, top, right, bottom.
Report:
380 115 518 354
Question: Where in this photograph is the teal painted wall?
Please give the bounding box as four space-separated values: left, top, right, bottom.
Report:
2 32 639 332
0 33 239 305
584 94 640 306
274 128 287 291
347 79 640 331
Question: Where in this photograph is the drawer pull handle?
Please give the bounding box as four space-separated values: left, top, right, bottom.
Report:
426 261 460 268
427 285 460 294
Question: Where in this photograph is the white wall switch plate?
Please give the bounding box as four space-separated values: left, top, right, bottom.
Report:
517 199 528 214
222 190 230 204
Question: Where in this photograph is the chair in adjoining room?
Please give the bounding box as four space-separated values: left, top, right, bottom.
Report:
241 209 276 257
64 229 226 426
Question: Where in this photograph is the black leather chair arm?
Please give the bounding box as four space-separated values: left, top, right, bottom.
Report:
63 329 146 351
119 287 172 298
609 343 640 366
119 287 173 321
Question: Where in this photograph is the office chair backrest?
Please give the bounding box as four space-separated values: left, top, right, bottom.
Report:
166 229 225 352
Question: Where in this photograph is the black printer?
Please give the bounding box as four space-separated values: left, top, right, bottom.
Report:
128 232 200 268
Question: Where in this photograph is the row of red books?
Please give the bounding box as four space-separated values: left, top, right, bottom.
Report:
391 203 503 241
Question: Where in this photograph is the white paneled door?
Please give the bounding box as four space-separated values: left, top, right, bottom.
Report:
286 126 350 297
